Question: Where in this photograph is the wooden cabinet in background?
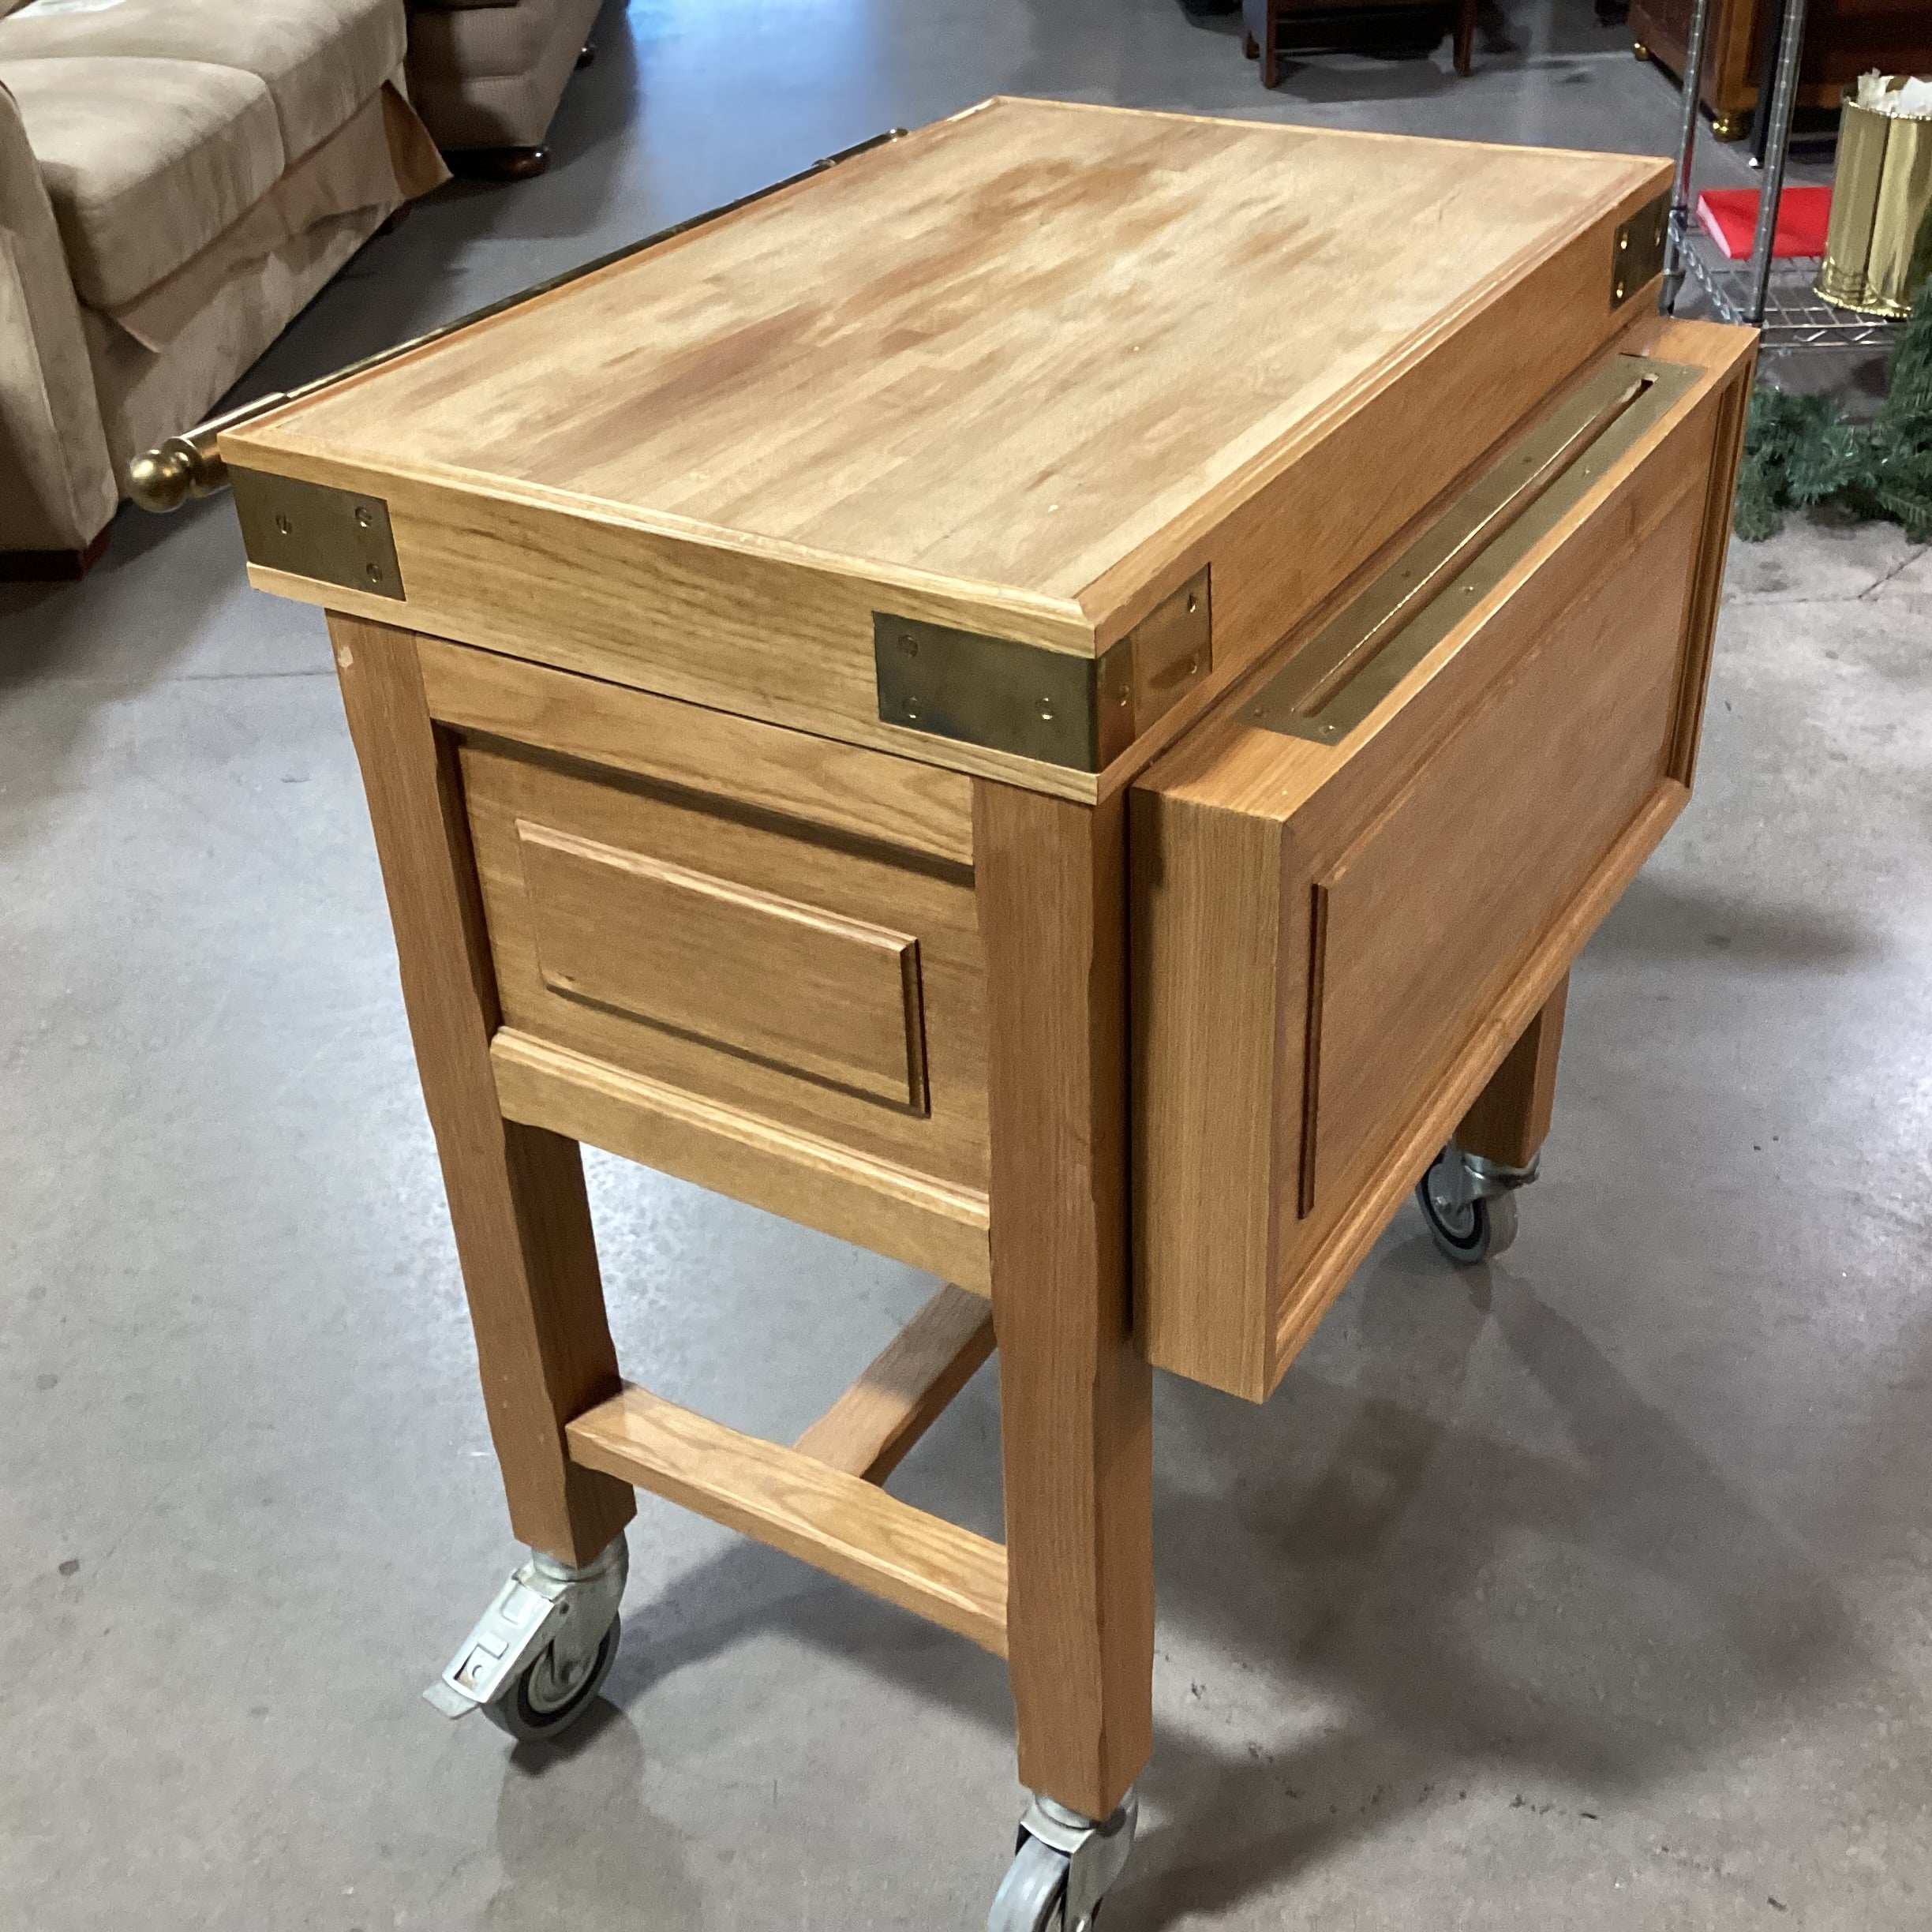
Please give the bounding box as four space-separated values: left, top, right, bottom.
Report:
1631 0 1932 138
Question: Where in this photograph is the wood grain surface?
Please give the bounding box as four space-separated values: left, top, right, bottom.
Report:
237 103 1662 601
977 781 1153 1819
567 1383 1009 1654
229 102 1669 796
492 1029 992 1290
1456 975 1569 1168
415 635 975 867
517 821 930 1110
1130 317 1756 1400
795 1283 996 1484
461 741 990 1192
326 613 634 1563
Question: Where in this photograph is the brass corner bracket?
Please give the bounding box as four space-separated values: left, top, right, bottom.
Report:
873 568 1211 773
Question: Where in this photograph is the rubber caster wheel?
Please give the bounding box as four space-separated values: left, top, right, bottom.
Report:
481 1612 621 1743
989 1835 1073 1931
1417 1147 1518 1264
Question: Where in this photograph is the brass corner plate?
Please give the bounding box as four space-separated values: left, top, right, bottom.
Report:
874 567 1211 773
230 468 404 601
1241 354 1698 748
1612 191 1670 307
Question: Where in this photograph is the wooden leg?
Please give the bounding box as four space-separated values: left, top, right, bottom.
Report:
1454 0 1477 74
0 524 110 581
975 783 1153 1821
1261 2 1280 87
1244 31 1260 58
328 612 634 1566
1455 972 1568 1168
447 145 551 182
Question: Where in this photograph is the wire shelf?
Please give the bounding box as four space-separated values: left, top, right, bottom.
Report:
1681 231 1908 352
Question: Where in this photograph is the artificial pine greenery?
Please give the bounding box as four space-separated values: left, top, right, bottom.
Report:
1734 226 1932 545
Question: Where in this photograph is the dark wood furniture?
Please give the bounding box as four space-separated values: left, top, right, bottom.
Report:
1244 0 1481 83
1631 0 1932 140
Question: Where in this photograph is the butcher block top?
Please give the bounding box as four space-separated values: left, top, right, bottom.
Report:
226 99 1675 797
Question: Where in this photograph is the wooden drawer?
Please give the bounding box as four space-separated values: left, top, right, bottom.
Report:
426 647 994 1290
1130 326 1753 1401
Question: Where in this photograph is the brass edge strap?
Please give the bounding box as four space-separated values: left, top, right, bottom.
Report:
1241 354 1702 747
129 127 909 511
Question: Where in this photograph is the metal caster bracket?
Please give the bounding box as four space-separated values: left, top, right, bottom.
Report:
424 1536 627 1724
990 1788 1137 1932
1418 1141 1537 1264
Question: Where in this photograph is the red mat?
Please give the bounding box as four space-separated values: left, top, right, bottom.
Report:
1696 185 1833 260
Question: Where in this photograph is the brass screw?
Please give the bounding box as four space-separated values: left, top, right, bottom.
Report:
366 562 384 585
275 513 291 536
1619 232 1630 253
1184 653 1200 676
354 506 373 529
1039 698 1055 722
904 698 919 720
900 634 918 657
1185 591 1199 614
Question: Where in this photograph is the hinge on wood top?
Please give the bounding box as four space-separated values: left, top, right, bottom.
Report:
230 468 405 601
1612 191 1671 307
872 567 1211 773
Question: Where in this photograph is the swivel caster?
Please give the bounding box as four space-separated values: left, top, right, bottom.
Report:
423 1535 627 1743
1417 1141 1535 1265
989 1789 1136 1931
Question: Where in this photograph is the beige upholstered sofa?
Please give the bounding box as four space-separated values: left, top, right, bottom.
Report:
0 0 447 576
407 0 605 176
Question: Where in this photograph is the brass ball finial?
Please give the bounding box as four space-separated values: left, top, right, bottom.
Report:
127 444 197 513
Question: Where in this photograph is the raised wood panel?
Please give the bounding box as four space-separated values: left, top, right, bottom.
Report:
414 634 975 867
1304 480 1702 1211
461 741 990 1193
1131 320 1755 1401
518 822 929 1110
567 1383 1009 1655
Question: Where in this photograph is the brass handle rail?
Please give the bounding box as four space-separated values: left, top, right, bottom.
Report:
1241 353 1699 746
129 128 908 513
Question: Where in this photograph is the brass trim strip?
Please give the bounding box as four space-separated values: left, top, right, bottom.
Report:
129 129 908 512
1241 354 1700 747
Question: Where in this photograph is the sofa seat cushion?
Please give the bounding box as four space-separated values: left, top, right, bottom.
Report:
0 0 405 161
0 54 285 310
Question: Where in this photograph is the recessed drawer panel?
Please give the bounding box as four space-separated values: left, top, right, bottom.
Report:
518 822 928 1110
459 741 990 1202
1131 334 1753 1402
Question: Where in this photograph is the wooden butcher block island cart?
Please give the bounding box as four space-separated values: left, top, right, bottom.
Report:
158 99 1754 1926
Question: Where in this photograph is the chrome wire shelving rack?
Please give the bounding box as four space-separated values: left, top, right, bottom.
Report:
1661 0 1908 356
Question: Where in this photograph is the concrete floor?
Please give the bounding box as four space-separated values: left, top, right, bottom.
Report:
3 2 1930 1926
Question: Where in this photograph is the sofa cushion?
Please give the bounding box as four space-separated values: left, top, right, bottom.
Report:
0 55 285 310
0 0 405 161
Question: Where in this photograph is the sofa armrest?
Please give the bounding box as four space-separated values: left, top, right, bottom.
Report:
0 78 115 553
